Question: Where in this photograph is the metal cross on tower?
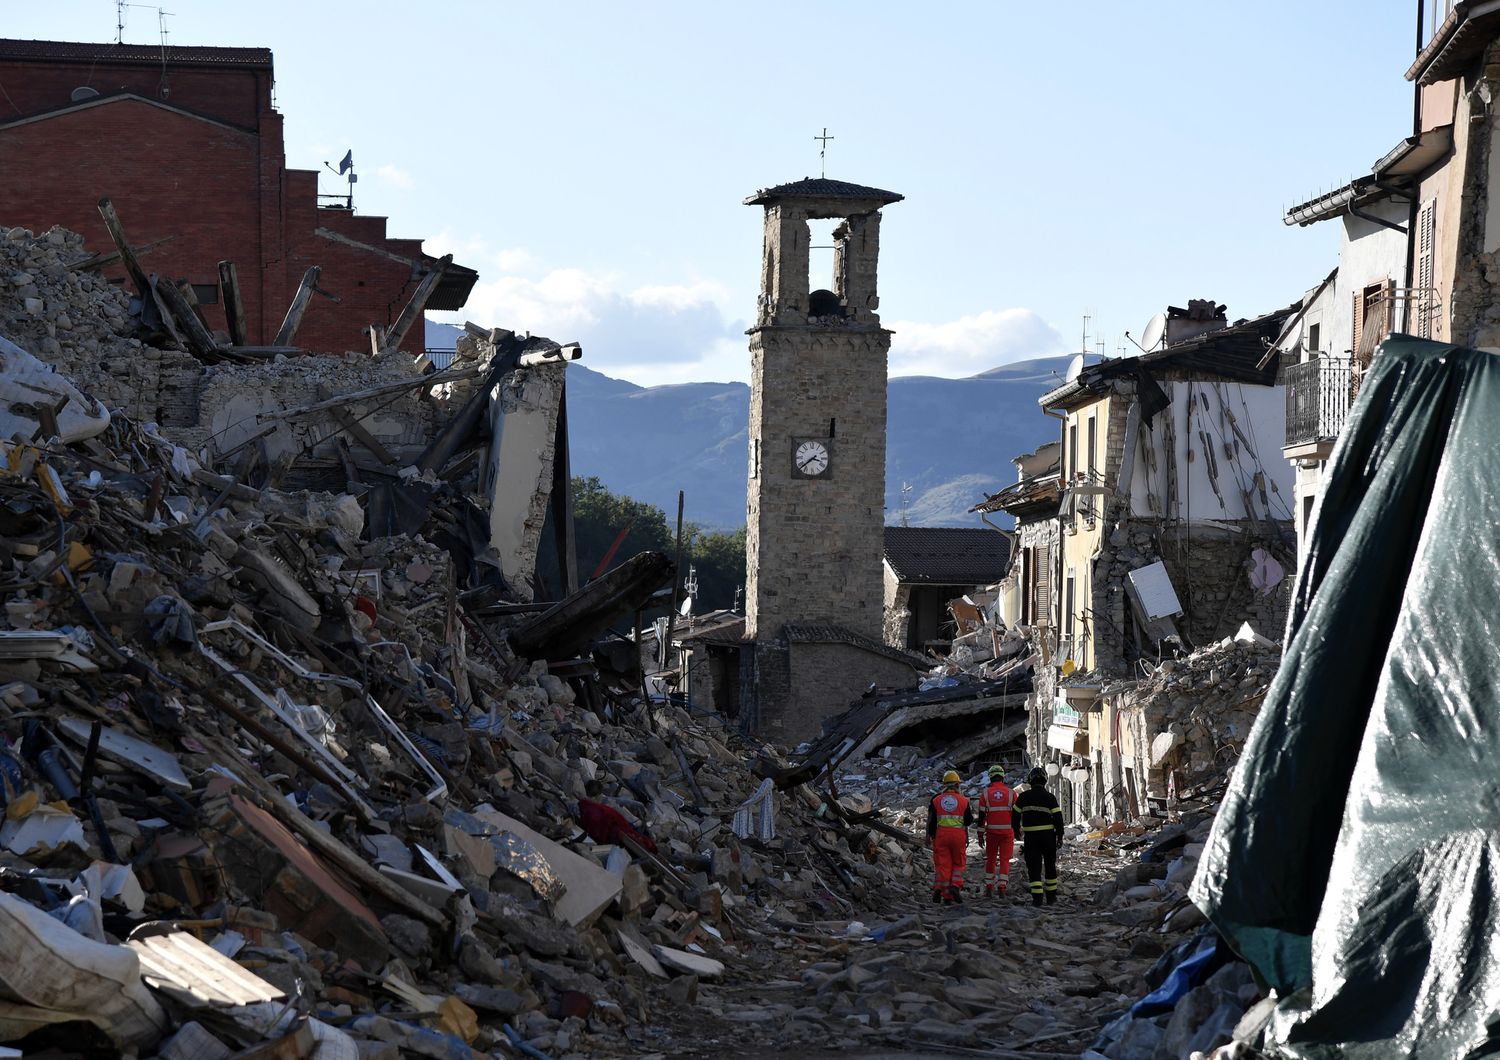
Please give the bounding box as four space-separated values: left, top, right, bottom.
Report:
814 127 835 178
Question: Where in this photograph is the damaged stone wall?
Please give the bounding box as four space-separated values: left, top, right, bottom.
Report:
1091 522 1290 670
196 351 455 464
481 338 565 601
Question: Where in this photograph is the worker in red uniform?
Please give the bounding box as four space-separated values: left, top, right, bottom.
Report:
1012 766 1065 906
926 769 973 903
976 764 1014 897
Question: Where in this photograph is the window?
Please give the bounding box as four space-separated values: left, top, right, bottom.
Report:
1423 0 1456 48
1019 548 1033 625
1064 567 1076 655
1085 414 1099 524
1353 280 1392 362
1036 547 1051 627
748 438 760 479
1307 322 1320 354
1068 419 1079 480
190 283 220 305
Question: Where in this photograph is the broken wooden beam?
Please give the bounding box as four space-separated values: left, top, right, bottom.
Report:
69 234 173 273
380 254 451 355
273 266 321 347
95 197 152 299
414 333 523 474
261 363 482 421
330 405 398 466
510 551 675 661
153 275 223 359
218 260 248 345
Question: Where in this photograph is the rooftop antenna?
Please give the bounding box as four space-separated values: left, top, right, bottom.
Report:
900 482 913 527
814 127 834 179
322 150 357 210
1081 313 1090 356
116 0 125 43
157 8 173 98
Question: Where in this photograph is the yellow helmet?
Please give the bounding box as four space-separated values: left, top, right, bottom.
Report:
941 770 961 784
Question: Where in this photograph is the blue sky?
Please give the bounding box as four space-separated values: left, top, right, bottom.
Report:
11 2 1419 385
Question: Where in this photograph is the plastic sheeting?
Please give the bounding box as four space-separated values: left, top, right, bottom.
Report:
1193 335 1500 1056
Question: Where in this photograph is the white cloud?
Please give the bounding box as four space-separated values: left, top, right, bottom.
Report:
629 280 733 313
431 243 1063 387
375 164 415 189
888 308 1068 377
434 263 748 386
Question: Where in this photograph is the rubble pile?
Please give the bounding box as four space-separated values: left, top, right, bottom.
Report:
1 224 203 427
1083 814 1264 1060
1109 625 1280 805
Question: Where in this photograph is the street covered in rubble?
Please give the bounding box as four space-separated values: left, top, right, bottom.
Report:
0 218 1273 1057
10 5 1500 1059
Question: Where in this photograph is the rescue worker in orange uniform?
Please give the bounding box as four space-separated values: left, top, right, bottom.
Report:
976 764 1014 897
1013 766 1065 906
926 769 973 903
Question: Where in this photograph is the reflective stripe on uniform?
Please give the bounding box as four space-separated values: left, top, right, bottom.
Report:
1022 823 1055 832
936 816 964 828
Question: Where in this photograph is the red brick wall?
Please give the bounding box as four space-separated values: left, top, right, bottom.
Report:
0 98 268 333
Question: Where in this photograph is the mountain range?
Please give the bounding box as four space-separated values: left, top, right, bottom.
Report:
426 322 1069 528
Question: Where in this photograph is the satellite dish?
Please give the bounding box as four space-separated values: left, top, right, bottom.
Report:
1139 312 1167 353
1064 353 1085 382
71 86 100 102
679 596 694 617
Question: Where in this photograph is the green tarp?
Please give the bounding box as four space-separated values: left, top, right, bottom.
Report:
1192 335 1500 1056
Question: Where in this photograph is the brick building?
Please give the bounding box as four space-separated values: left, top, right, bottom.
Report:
0 38 475 354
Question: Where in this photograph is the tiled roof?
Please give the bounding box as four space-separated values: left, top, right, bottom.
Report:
0 38 272 67
970 474 1062 516
882 526 1012 586
744 178 903 206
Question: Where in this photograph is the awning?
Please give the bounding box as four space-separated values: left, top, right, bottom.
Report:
1046 723 1089 756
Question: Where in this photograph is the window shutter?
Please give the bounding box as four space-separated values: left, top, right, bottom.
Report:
1036 552 1052 627
1416 200 1436 338
1351 290 1364 355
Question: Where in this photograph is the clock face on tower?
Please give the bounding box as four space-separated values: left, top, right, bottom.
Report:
792 439 831 478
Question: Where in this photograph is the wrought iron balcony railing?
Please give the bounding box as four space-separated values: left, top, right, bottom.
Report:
1284 356 1353 448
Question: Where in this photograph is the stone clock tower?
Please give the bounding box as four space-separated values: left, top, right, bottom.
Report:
743 178 903 645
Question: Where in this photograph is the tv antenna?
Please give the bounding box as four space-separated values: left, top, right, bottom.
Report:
115 3 174 95
321 150 358 210
900 482 913 527
814 127 835 178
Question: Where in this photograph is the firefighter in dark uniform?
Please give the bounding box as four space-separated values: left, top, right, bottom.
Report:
1012 766 1064 905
